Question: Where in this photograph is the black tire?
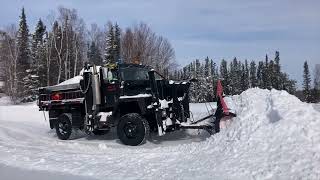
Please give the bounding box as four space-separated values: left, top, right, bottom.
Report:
92 129 109 136
117 113 150 146
214 116 221 133
55 113 74 140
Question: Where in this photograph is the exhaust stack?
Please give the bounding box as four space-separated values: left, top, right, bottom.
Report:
91 65 101 110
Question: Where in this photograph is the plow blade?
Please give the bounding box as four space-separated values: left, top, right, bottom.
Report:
179 80 237 135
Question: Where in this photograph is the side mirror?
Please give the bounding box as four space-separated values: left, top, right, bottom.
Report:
84 62 91 70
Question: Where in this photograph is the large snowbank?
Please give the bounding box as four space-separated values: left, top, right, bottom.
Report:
202 88 320 179
0 88 319 179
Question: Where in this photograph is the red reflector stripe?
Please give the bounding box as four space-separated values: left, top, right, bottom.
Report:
51 93 63 100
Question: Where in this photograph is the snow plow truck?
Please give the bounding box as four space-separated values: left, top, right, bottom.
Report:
38 63 235 146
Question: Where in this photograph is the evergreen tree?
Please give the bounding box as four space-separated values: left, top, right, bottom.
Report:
220 59 230 95
114 23 121 63
313 65 320 102
269 60 275 88
274 51 281 89
244 59 250 90
104 23 114 63
229 57 241 94
204 56 209 77
195 59 201 78
31 19 46 87
281 72 296 94
210 59 218 96
182 67 187 79
50 21 62 85
88 41 103 65
262 54 270 89
21 68 39 102
249 61 257 87
17 7 31 99
303 61 312 102
240 64 246 91
257 61 264 88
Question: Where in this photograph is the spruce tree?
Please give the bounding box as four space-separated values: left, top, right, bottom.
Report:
220 59 230 95
114 23 121 63
89 41 103 65
313 64 320 102
195 59 201 78
104 23 114 63
31 19 46 87
269 60 275 88
204 56 209 77
262 54 270 89
249 61 257 87
244 59 250 90
229 57 241 94
282 73 296 94
17 7 31 99
257 61 264 88
240 64 246 92
274 51 281 89
303 61 312 102
49 21 62 85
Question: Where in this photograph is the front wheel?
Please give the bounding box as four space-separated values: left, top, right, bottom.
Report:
117 113 150 146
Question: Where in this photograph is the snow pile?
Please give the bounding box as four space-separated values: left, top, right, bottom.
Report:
58 75 83 86
201 88 320 179
0 88 319 179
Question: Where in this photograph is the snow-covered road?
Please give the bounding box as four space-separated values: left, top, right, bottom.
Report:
0 89 319 180
314 103 320 112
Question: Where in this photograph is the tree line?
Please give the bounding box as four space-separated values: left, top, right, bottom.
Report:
172 51 297 102
0 7 175 103
1 7 318 104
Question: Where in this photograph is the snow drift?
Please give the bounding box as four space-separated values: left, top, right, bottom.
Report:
0 88 319 179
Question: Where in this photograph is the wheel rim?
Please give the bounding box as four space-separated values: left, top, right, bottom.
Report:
123 122 137 139
58 120 69 135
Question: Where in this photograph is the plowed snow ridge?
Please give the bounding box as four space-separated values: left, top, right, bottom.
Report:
0 88 319 179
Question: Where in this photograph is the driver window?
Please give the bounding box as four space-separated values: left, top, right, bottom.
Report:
102 68 117 81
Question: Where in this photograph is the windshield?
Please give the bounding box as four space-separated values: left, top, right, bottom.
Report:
120 67 149 81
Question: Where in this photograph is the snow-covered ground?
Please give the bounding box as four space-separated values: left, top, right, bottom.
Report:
313 103 320 112
0 88 319 179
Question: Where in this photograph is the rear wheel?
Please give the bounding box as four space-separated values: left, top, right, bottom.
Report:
117 113 150 146
55 113 74 140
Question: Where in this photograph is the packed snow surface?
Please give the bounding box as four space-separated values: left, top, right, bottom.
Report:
0 88 319 179
314 103 320 112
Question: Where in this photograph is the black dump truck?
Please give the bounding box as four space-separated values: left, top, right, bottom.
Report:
38 63 234 146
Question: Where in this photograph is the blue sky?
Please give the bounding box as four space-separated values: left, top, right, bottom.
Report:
0 0 319 87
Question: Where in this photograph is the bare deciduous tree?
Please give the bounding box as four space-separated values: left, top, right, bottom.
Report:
0 25 19 102
121 22 176 75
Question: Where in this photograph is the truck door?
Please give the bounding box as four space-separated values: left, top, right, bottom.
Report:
101 67 119 108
